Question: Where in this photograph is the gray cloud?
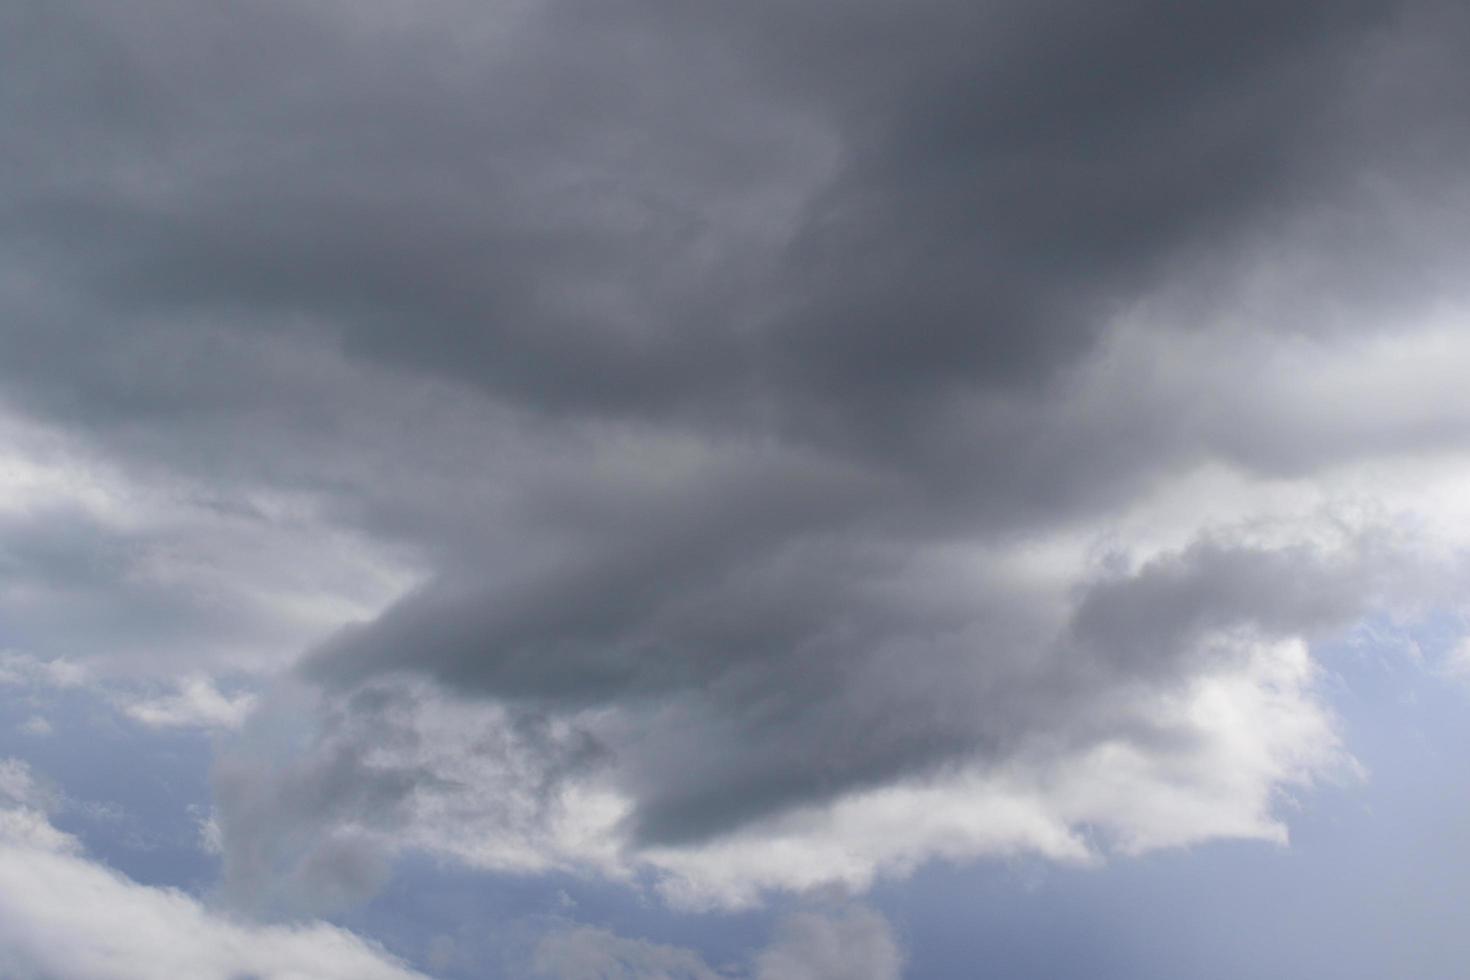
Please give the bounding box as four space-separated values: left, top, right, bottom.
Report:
7 0 1467 434
533 904 902 980
211 682 446 916
754 906 903 980
5 0 1470 916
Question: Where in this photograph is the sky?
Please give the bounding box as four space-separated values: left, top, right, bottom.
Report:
3 0 1470 977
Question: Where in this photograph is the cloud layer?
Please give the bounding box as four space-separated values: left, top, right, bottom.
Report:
5 0 1470 928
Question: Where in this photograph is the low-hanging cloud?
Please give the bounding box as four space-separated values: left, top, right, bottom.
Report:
5 0 1470 927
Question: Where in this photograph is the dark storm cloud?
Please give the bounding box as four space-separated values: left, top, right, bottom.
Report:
3 0 796 421
743 0 1399 433
6 0 1456 436
5 0 1470 885
5 0 1464 514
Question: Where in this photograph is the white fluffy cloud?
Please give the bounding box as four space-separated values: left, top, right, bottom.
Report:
118 675 260 730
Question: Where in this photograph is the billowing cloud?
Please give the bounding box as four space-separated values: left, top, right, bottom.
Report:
4 0 1470 938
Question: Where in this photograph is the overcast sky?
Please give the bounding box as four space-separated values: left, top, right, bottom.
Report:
4 0 1470 977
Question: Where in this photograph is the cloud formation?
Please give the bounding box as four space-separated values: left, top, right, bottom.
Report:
5 0 1470 928
0 759 425 980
